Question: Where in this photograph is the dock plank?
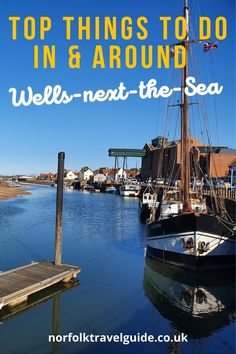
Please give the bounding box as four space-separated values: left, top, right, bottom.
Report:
0 261 80 309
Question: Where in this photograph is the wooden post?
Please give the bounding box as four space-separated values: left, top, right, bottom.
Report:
114 156 117 182
54 151 65 265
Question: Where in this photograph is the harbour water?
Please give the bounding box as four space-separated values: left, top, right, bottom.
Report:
0 185 234 354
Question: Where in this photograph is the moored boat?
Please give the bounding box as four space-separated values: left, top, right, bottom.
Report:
146 0 236 269
84 185 95 192
105 186 117 194
140 184 159 223
6 180 21 188
147 212 235 269
119 182 141 197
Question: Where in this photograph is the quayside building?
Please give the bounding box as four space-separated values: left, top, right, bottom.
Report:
141 136 236 182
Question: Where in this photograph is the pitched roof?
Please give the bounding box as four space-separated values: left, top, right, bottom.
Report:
144 136 205 151
218 148 236 155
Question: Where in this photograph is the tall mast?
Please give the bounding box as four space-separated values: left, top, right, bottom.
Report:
181 0 191 212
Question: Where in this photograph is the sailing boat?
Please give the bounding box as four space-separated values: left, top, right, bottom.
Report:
146 0 236 269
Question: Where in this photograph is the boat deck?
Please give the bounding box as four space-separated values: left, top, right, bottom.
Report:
0 261 80 310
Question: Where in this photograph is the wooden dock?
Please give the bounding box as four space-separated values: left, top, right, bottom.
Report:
0 153 81 315
0 261 80 311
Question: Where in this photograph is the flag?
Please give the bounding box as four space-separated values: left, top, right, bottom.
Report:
170 47 175 57
203 42 218 52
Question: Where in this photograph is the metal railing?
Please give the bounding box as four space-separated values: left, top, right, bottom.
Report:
202 188 236 200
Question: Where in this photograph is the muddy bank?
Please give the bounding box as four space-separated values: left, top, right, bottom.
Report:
0 181 31 200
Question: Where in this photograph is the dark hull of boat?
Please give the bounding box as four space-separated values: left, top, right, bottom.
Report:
148 213 234 238
146 246 235 269
140 204 151 223
147 213 235 270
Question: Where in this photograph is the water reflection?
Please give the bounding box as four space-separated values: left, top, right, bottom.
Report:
0 187 234 353
143 256 235 339
51 293 60 354
0 281 79 324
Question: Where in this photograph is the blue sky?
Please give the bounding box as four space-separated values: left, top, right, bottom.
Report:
0 0 235 175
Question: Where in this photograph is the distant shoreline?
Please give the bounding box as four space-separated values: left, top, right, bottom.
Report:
19 181 51 186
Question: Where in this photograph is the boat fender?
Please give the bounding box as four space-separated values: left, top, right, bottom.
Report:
181 237 194 249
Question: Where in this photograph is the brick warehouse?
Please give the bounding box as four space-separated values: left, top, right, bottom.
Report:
141 136 236 182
